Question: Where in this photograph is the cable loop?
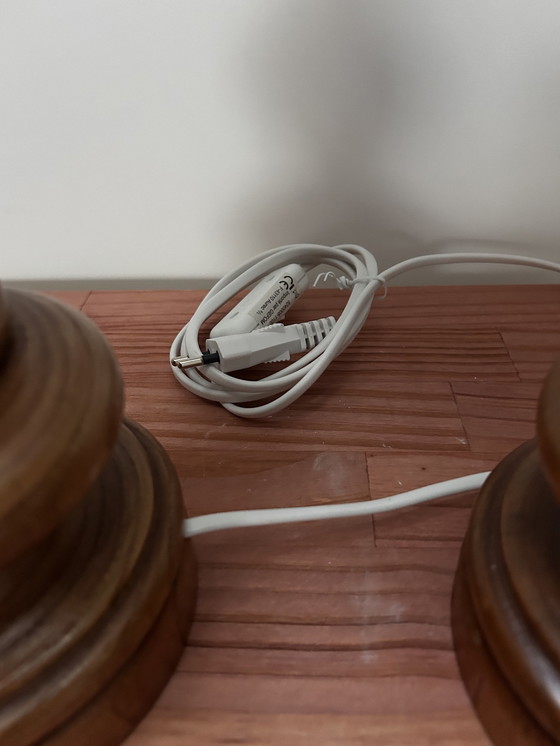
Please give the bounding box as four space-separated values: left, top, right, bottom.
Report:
312 271 340 288
170 245 560 418
375 276 388 299
313 271 387 293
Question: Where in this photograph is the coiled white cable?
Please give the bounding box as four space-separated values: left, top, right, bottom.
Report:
171 243 560 419
170 244 379 417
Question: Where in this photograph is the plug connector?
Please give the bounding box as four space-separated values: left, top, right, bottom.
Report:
171 351 220 370
172 317 335 373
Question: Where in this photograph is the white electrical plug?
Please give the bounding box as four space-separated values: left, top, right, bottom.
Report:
172 317 336 373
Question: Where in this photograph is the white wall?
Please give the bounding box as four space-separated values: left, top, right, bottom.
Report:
2 0 560 286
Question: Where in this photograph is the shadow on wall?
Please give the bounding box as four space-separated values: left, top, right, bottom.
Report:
232 1 422 266
228 0 560 286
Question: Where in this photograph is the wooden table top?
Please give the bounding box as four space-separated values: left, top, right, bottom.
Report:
49 284 560 745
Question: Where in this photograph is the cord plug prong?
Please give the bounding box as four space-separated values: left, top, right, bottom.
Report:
172 352 220 369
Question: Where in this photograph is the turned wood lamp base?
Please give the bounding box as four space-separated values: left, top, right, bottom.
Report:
0 288 196 745
452 362 560 745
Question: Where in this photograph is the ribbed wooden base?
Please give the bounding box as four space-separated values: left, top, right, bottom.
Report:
0 287 197 746
452 437 560 745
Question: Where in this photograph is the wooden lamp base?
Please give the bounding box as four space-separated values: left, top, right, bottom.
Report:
452 363 560 745
0 288 196 746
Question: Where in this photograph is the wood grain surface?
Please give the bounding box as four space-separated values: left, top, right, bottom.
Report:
539 361 560 500
0 290 123 565
0 287 196 746
452 356 560 745
452 451 560 740
0 285 9 362
0 417 191 746
67 284 560 745
452 558 556 746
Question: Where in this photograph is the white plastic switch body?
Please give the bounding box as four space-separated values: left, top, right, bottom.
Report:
210 263 308 338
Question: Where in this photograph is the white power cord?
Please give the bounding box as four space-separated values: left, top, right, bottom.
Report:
170 243 560 538
170 245 380 417
183 471 490 537
170 244 560 418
